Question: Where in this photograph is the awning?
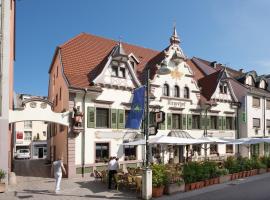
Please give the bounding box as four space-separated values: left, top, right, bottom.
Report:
149 135 205 145
199 136 229 144
225 137 264 145
168 130 194 138
122 139 146 146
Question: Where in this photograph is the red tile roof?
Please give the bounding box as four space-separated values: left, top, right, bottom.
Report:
58 33 160 88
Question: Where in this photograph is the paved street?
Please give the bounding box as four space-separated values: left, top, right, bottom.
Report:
160 173 270 200
2 160 270 200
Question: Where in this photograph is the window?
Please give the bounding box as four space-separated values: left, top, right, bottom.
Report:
210 144 218 155
96 108 109 128
192 144 201 156
111 64 126 78
251 144 259 156
124 145 137 160
111 65 118 77
59 87 62 101
174 86 180 97
43 131 46 137
260 80 266 89
55 94 58 106
95 143 109 163
24 121 32 129
246 75 254 86
24 131 32 140
219 84 228 94
172 114 181 129
252 97 260 108
149 112 155 126
224 86 227 94
226 144 233 153
192 115 200 129
119 68 126 78
210 116 218 129
163 84 170 96
130 61 135 69
226 117 233 130
267 120 270 129
219 85 223 93
184 87 189 99
253 118 260 128
266 100 270 110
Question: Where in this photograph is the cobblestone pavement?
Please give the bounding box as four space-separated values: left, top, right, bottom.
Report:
0 159 138 200
0 176 138 200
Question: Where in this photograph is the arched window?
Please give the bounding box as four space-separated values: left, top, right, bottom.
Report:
174 85 180 97
184 87 189 99
163 84 170 96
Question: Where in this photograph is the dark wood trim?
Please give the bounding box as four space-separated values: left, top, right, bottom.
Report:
191 90 200 93
93 100 114 105
168 107 184 111
208 110 220 113
185 74 194 78
224 111 235 114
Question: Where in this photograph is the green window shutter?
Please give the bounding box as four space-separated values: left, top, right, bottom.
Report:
110 109 117 129
117 109 125 129
218 116 223 130
182 114 187 130
159 114 166 130
187 114 192 130
232 117 235 130
207 116 211 130
200 115 204 129
223 116 226 130
87 107 95 128
167 113 172 130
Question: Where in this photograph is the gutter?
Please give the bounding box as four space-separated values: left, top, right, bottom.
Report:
81 88 87 177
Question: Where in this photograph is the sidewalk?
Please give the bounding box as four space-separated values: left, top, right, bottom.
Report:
158 172 270 200
0 176 138 200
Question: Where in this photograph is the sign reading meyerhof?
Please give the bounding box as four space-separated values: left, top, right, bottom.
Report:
168 100 186 108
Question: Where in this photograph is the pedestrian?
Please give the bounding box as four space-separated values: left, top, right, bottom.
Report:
107 156 118 189
51 156 66 194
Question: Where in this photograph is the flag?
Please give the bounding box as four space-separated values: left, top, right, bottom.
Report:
125 86 145 129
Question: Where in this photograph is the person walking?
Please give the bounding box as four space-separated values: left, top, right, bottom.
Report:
51 156 66 194
107 156 119 189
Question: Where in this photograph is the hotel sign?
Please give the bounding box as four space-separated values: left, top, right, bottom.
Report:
168 100 186 108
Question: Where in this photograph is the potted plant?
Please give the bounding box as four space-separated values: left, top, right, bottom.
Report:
0 169 6 193
218 168 231 183
182 162 198 191
152 164 167 197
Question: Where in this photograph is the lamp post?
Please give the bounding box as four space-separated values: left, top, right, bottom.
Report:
142 64 171 200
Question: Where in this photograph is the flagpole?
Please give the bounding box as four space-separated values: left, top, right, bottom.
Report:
142 69 152 200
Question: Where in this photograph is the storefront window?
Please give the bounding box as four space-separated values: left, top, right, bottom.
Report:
124 145 136 160
95 143 109 163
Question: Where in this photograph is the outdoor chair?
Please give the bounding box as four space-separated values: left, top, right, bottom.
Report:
94 170 103 181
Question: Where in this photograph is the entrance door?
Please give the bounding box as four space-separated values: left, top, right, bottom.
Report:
38 148 44 158
179 146 184 163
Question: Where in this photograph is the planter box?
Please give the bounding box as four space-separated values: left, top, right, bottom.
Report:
185 183 191 192
267 168 270 172
204 179 210 187
259 168 267 174
164 183 185 195
219 174 231 184
0 183 5 193
152 186 165 197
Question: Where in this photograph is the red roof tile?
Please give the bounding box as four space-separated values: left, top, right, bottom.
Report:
58 33 160 88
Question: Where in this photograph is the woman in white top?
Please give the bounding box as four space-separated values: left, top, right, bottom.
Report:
51 156 66 193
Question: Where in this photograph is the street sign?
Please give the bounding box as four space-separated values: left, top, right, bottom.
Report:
155 111 165 123
149 125 157 136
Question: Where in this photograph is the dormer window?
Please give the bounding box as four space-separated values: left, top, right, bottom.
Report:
219 84 228 94
246 75 254 86
111 64 126 78
111 65 118 77
259 80 266 89
163 84 170 96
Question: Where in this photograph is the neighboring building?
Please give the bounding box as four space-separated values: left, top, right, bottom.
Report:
48 28 239 178
0 0 16 180
192 58 270 157
14 94 48 159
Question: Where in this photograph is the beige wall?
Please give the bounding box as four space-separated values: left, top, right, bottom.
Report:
48 49 72 175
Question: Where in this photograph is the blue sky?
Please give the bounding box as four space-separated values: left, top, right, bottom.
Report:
15 0 270 96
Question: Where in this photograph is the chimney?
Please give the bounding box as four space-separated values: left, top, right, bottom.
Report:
210 61 217 68
239 69 244 73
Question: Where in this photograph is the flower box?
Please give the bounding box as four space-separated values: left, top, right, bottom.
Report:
219 174 232 184
258 168 267 174
0 183 5 193
164 183 185 195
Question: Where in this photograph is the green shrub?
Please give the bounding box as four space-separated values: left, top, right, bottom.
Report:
216 168 229 176
182 162 200 184
151 164 168 187
260 156 270 168
224 156 238 173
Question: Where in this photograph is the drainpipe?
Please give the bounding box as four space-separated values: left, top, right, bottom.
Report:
236 102 240 155
82 88 87 177
263 96 266 156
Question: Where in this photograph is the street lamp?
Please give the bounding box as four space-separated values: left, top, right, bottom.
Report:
142 63 171 200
